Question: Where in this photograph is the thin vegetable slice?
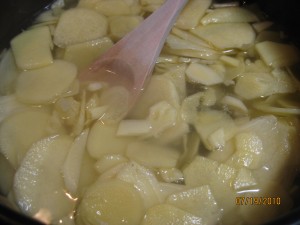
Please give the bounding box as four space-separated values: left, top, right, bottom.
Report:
221 95 248 113
14 135 75 222
175 0 212 29
11 26 53 70
146 101 177 137
158 168 184 183
171 27 211 48
191 23 255 49
126 141 180 168
162 64 187 101
231 132 264 169
76 179 144 225
94 154 128 174
194 110 237 151
129 76 180 119
166 185 222 225
201 7 259 25
0 95 26 123
0 110 51 168
253 101 300 116
178 132 200 168
117 161 162 208
183 156 237 214
0 50 19 95
117 119 152 136
64 37 113 71
166 34 210 52
95 0 132 16
16 60 77 104
54 8 108 47
234 72 274 100
186 63 224 85
62 129 89 195
233 168 257 190
141 204 203 225
255 41 300 68
109 16 143 41
87 121 134 159
99 86 130 124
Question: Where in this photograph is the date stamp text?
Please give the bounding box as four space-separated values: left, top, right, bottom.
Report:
236 197 281 205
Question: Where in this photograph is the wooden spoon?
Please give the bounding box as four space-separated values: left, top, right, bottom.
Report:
79 0 188 122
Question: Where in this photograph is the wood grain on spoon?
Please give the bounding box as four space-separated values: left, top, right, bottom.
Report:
78 0 188 122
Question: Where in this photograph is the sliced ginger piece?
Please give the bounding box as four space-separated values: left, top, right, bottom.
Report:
0 50 19 95
183 156 218 187
129 75 180 119
99 86 131 124
87 121 134 159
14 135 75 221
62 129 89 195
186 62 224 85
77 0 103 9
141 204 203 225
77 152 98 197
54 8 108 47
191 23 255 50
233 168 257 190
117 161 162 208
201 7 258 25
175 0 212 30
234 72 274 100
255 41 300 68
166 185 222 224
162 64 187 101
229 132 264 169
95 0 132 16
194 110 237 151
76 179 144 225
183 156 238 214
117 119 152 136
126 141 180 168
0 109 51 168
0 95 27 123
109 16 143 41
158 168 184 183
94 154 128 174
16 60 77 104
64 37 113 71
146 101 178 137
11 26 53 70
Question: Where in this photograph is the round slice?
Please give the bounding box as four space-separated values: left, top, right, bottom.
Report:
0 109 51 168
76 179 144 225
87 121 134 159
14 135 74 221
54 8 108 47
15 60 77 104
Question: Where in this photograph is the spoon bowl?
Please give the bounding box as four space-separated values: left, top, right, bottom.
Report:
79 0 188 120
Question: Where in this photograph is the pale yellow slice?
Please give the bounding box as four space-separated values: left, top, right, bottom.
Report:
76 179 144 225
16 60 77 104
0 109 51 168
54 8 108 47
14 135 75 221
11 26 53 70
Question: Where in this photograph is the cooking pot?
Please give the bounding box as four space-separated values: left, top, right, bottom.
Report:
0 0 300 224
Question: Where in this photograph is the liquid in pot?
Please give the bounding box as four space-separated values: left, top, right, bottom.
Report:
0 0 300 225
